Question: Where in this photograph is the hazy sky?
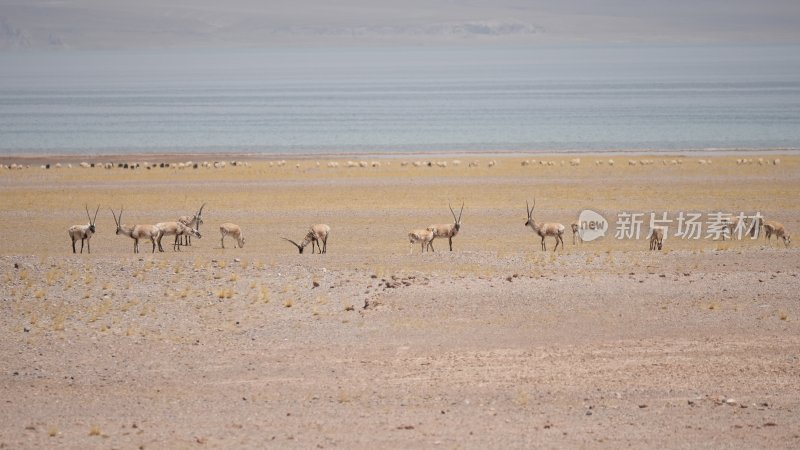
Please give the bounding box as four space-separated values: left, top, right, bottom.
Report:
2 0 799 50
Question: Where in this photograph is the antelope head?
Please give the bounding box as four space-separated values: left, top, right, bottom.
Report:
111 207 123 235
525 199 536 227
450 201 464 231
85 204 100 233
282 237 305 254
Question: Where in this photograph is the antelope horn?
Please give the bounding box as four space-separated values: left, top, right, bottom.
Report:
92 204 100 225
110 208 118 226
449 203 458 222
458 201 464 222
281 237 302 249
85 204 92 222
198 202 206 216
526 200 532 218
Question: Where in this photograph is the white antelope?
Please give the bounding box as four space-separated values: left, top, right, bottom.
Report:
649 228 664 250
427 202 464 252
408 228 436 254
155 221 201 252
282 224 330 254
68 204 100 254
524 199 565 251
764 221 791 247
110 208 159 253
570 222 581 245
219 223 245 248
177 203 205 246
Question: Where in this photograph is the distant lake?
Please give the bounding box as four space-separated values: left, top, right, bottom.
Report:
1 45 799 155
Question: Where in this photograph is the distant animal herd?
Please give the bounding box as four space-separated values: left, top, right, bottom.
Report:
0 156 784 172
68 200 791 255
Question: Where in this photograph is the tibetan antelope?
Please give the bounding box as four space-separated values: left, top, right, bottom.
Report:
764 221 791 247
427 202 464 251
724 217 759 240
110 207 159 253
155 221 201 252
649 228 664 250
68 204 100 254
571 222 581 245
408 228 436 254
220 223 245 248
524 199 565 251
177 203 205 246
282 224 331 254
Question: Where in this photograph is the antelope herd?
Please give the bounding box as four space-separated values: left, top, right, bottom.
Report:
69 201 791 255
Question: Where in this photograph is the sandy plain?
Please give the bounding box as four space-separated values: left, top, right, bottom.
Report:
1 154 799 449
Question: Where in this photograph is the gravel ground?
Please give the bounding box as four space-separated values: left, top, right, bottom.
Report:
1 155 799 448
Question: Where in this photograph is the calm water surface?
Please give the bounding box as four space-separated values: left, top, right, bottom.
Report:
1 45 799 155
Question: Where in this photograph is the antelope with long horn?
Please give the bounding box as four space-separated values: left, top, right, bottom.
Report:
155 221 201 252
220 223 245 248
524 199 565 251
110 207 159 253
427 202 464 251
68 204 100 254
282 224 331 254
178 203 205 246
408 228 436 254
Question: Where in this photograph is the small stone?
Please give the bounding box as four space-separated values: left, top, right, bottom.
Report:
233 258 241 263
638 404 647 408
725 398 738 405
23 327 30 333
312 281 320 288
585 410 592 416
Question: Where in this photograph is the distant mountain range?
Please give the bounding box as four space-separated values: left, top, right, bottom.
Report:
1 0 798 50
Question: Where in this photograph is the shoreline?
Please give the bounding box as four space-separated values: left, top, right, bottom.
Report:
2 147 799 164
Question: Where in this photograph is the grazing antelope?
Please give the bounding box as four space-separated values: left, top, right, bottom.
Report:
282 224 331 254
723 217 738 240
649 228 664 250
178 203 205 246
408 228 436 254
68 204 100 254
570 222 581 245
764 221 791 247
155 221 201 252
524 199 566 251
110 208 159 253
427 202 464 251
219 223 245 248
724 217 757 240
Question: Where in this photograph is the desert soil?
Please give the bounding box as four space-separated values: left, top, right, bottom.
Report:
1 154 799 449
